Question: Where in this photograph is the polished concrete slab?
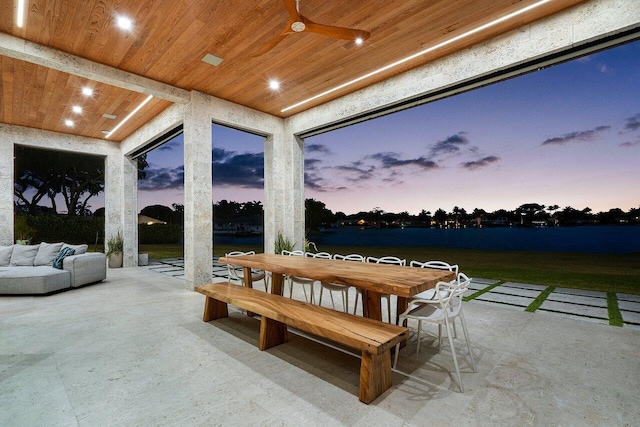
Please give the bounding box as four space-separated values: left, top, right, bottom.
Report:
4 267 637 426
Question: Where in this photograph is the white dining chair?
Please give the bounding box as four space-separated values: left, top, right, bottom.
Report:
225 251 269 292
318 253 364 313
409 260 459 300
282 249 316 303
393 272 476 392
353 256 406 323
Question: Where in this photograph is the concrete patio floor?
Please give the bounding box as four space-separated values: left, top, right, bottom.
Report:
2 267 639 426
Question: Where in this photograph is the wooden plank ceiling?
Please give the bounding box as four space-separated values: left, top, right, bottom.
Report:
0 0 587 142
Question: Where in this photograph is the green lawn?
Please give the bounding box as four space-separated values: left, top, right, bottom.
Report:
138 243 640 295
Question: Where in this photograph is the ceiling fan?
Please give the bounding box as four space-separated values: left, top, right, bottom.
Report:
253 0 371 56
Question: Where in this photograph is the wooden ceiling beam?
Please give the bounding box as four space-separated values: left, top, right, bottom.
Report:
0 32 189 104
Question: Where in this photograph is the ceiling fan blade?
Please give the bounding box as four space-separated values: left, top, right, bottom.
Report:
303 18 370 41
282 0 301 21
252 30 291 57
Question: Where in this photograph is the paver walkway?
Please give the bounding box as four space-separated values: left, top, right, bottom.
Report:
143 257 640 330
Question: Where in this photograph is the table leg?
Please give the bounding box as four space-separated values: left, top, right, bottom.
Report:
243 266 256 317
271 273 284 296
243 267 253 288
363 290 383 321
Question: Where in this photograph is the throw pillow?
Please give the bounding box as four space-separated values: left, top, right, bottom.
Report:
52 247 75 269
0 245 13 266
9 244 40 266
34 242 64 266
62 243 88 255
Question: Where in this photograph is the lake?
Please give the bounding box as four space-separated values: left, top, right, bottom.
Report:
214 225 640 254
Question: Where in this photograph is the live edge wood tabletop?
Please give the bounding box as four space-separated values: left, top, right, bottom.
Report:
218 253 455 323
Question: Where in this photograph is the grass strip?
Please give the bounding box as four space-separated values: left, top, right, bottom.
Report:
463 281 504 302
525 286 555 313
607 292 623 327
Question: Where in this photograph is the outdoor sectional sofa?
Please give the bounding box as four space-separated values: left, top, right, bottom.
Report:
0 242 106 295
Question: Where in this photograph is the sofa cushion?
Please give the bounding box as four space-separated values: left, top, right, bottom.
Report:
34 242 64 266
10 244 39 266
0 266 71 294
53 247 75 269
0 245 13 267
63 243 88 255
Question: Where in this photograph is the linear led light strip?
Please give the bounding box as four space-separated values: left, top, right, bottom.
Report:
16 0 25 27
281 0 551 113
105 95 153 139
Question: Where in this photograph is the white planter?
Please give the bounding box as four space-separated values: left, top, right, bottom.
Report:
138 253 149 266
108 253 123 268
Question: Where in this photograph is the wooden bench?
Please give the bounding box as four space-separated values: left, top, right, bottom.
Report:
196 282 408 403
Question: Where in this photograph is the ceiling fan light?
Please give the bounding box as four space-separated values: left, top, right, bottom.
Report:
355 37 363 45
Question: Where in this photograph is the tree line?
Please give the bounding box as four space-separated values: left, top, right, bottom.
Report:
140 200 640 232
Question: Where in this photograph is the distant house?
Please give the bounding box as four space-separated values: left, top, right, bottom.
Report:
138 215 167 225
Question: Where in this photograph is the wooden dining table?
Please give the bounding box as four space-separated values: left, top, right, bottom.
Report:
218 253 456 323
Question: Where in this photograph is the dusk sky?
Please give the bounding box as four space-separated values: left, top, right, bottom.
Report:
137 40 640 215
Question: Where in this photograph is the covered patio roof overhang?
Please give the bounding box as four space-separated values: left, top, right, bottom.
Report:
0 0 638 290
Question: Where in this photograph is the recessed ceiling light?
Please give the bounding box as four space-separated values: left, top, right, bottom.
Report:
116 15 133 31
355 37 363 45
281 0 552 113
65 120 74 127
101 130 110 135
102 113 117 120
72 105 82 114
16 0 25 28
269 80 280 90
82 87 93 96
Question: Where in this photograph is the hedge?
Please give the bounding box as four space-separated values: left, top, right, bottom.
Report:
139 223 182 244
19 214 104 245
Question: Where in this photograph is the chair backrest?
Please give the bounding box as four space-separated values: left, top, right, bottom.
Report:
366 256 406 266
311 251 332 259
225 251 256 280
410 260 459 276
334 253 365 262
431 273 471 314
282 250 304 257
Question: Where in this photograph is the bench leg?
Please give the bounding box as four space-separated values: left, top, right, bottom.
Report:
203 296 228 322
359 351 392 404
259 316 288 350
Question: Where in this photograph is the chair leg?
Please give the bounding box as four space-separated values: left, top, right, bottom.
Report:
318 286 324 306
416 319 422 355
353 291 360 315
459 310 477 372
329 289 336 309
342 290 348 313
386 296 392 324
444 317 464 393
393 343 400 369
438 324 442 351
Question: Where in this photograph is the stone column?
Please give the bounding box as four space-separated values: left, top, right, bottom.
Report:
105 151 124 259
183 92 213 290
0 136 13 245
122 156 138 266
264 127 304 253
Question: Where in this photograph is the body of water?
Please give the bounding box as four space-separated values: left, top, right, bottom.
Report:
215 225 640 254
